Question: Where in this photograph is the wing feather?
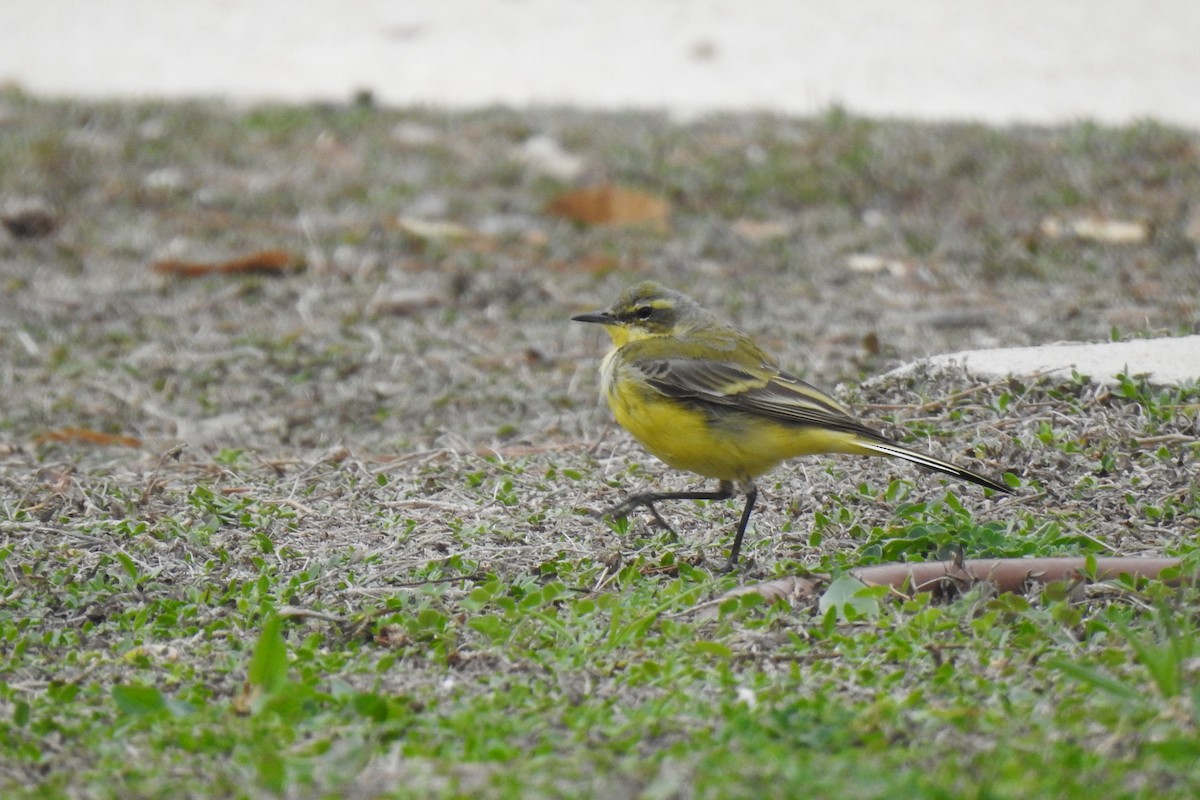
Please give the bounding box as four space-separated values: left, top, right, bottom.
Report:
636 358 885 440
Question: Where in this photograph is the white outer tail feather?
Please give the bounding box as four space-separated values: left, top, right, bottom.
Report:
856 440 1001 489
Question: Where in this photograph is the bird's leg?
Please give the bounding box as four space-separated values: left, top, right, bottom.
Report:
605 480 736 536
723 484 759 570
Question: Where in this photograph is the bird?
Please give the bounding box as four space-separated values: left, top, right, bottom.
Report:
572 281 1012 569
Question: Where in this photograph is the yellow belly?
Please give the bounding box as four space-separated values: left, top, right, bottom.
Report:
604 366 863 482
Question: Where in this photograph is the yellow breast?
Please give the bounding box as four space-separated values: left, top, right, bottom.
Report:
601 354 860 483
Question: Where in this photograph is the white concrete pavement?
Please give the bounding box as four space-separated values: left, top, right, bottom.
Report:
4 0 1200 127
887 337 1200 388
2 0 1197 385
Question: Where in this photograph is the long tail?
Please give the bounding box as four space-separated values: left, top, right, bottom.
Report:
853 440 1012 494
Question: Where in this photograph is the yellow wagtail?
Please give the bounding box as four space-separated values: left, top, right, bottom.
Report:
572 281 1012 568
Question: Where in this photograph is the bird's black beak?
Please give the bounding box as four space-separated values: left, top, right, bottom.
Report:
571 310 613 325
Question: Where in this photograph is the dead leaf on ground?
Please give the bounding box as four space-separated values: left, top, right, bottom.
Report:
368 289 443 316
544 185 669 230
844 253 915 277
232 681 259 716
34 427 142 448
860 331 881 356
1040 216 1150 244
395 217 477 243
151 249 295 278
1 199 59 239
730 219 792 242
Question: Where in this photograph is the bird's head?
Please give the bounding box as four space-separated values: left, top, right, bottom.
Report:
571 281 707 346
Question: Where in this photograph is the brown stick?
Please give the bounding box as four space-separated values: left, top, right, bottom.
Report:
697 557 1187 617
853 556 1184 596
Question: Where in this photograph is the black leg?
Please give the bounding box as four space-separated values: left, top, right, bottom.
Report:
724 485 758 569
605 480 736 535
605 480 761 569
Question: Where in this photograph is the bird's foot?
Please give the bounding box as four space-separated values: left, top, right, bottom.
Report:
602 496 677 536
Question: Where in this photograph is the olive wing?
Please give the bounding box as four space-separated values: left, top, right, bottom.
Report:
635 358 883 439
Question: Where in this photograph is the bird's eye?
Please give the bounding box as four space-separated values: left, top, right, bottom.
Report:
635 306 654 320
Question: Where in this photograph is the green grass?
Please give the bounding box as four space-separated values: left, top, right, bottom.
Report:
6 539 1200 798
3 376 1199 798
